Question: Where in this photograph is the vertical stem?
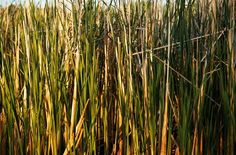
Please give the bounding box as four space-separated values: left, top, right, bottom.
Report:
228 0 235 154
160 6 171 155
69 2 82 153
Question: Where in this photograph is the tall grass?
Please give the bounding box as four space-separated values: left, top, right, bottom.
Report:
0 0 235 154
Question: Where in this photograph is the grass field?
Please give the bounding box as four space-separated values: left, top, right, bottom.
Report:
0 0 235 154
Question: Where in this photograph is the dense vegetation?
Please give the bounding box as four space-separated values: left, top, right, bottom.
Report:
0 0 235 154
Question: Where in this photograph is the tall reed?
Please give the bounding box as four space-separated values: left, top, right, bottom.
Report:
0 0 235 154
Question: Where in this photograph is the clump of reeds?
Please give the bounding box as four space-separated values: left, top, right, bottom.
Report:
0 0 235 154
